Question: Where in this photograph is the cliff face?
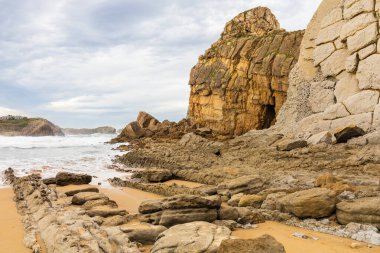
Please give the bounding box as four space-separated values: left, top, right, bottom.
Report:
277 0 380 137
188 7 304 136
0 116 64 136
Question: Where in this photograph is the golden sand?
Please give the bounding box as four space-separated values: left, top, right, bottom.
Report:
233 221 379 253
0 187 31 253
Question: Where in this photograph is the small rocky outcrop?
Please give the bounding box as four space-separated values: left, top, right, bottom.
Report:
337 197 380 228
218 234 286 253
188 7 304 136
139 194 221 227
55 172 92 186
217 175 265 197
277 188 337 218
131 169 173 183
151 221 231 253
0 115 64 136
120 224 167 244
112 111 197 142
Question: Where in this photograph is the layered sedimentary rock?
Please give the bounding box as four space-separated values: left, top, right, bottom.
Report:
188 7 304 136
277 0 380 137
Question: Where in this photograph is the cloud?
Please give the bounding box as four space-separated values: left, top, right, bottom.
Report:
0 106 29 117
0 0 322 128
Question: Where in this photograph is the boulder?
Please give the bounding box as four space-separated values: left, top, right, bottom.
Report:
334 125 365 143
218 234 286 253
82 198 118 210
132 169 173 183
238 195 265 208
86 207 128 218
227 193 244 207
337 197 380 228
179 133 207 147
307 131 335 145
137 111 160 128
55 172 92 186
315 173 339 187
102 215 130 226
276 139 308 151
64 187 99 196
217 176 264 197
315 173 354 194
218 205 239 221
151 221 231 253
71 192 109 205
139 195 221 227
120 224 167 244
236 207 265 224
120 121 146 140
278 188 336 218
261 192 287 210
151 208 218 228
42 177 56 185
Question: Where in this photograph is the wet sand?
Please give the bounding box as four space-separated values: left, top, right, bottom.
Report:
0 188 31 253
233 221 379 253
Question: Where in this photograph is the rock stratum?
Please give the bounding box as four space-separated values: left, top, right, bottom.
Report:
188 7 304 136
0 115 64 136
276 0 380 137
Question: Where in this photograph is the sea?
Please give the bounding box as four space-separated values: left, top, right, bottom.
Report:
0 134 130 187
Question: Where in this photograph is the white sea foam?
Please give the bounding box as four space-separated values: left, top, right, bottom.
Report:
0 134 130 187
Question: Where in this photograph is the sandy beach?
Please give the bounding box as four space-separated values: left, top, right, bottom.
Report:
3 183 379 252
0 187 30 253
58 185 380 252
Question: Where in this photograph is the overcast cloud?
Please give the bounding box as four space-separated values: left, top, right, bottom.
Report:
0 0 322 128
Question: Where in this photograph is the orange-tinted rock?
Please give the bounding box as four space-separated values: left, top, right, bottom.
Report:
188 7 304 136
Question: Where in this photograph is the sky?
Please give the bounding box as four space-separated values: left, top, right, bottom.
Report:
0 0 322 128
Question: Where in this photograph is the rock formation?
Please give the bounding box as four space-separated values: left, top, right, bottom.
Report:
0 115 64 136
188 7 304 136
112 111 196 143
276 0 380 138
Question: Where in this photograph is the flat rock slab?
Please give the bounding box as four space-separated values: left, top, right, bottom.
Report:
337 197 380 228
217 176 264 197
86 207 128 218
65 187 99 196
120 224 167 244
151 221 231 253
218 234 286 253
72 192 109 205
139 194 221 214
